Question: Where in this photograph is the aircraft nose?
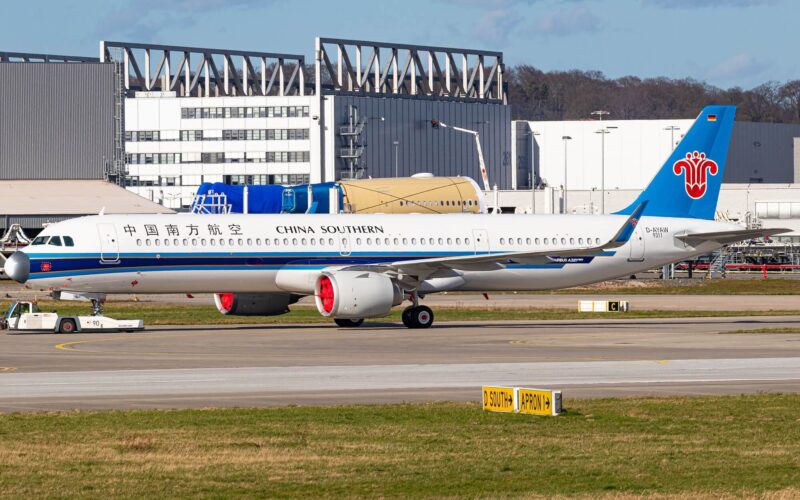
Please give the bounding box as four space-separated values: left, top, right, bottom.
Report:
3 252 30 284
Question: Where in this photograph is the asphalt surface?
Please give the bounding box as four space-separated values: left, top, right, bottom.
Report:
3 315 800 411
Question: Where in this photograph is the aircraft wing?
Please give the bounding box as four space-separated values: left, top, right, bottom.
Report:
676 227 791 247
348 202 648 276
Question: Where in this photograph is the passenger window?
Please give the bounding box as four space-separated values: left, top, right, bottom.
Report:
247 238 252 245
230 238 236 246
238 238 243 246
578 238 583 245
219 239 224 246
447 238 452 245
526 238 531 245
183 238 188 245
560 238 566 245
200 238 206 245
283 238 289 245
328 238 334 245
210 239 216 246
301 238 307 245
136 239 142 246
375 238 381 246
403 238 408 245
411 238 416 245
465 238 470 245
164 239 170 247
146 239 151 245
500 238 505 245
310 238 316 245
191 238 197 246
535 238 540 245
420 238 426 246
517 238 522 245
274 238 280 246
455 238 461 245
356 238 362 245
154 239 160 246
173 238 178 246
64 236 75 247
394 238 399 245
49 236 62 246
543 238 549 245
596 237 601 244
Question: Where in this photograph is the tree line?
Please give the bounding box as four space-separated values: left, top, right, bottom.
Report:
506 65 800 123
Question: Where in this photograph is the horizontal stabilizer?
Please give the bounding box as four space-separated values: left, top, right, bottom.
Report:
677 228 791 246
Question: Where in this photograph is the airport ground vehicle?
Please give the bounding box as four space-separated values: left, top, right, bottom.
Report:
0 301 143 333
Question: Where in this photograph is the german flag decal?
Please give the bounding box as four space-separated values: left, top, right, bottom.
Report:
707 114 717 121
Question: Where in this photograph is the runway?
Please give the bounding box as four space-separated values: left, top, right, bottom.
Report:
3 315 800 410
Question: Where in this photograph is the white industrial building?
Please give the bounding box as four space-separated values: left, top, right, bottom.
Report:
123 94 317 208
499 118 800 239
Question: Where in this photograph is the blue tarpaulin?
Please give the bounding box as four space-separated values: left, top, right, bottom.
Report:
281 182 340 213
194 182 343 214
195 183 284 214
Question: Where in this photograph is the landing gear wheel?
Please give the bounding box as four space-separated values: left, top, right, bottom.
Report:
403 306 434 329
59 319 77 334
334 318 364 328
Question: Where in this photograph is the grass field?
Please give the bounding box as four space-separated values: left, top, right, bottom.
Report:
546 277 800 295
2 300 800 325
727 327 800 334
1 395 800 497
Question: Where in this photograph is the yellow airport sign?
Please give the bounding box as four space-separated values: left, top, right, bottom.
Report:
518 388 562 416
482 386 516 413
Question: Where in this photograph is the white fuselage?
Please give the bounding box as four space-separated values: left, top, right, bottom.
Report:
20 213 735 295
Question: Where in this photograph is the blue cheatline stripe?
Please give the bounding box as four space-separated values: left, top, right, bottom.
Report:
26 249 615 279
29 262 567 280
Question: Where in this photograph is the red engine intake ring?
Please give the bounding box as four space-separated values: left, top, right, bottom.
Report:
317 275 335 314
217 292 235 314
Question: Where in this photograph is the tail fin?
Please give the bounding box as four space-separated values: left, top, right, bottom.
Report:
615 105 735 220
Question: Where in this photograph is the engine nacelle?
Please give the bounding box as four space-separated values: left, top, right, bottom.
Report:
214 292 299 316
314 271 402 319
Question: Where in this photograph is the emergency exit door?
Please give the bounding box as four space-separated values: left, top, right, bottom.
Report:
473 229 489 255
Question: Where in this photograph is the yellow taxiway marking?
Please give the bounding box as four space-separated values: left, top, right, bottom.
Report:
54 328 331 356
0 367 17 372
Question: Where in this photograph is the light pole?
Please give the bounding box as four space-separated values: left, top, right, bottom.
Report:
562 135 572 214
594 126 616 214
591 110 610 121
392 140 400 177
664 125 680 151
431 119 490 191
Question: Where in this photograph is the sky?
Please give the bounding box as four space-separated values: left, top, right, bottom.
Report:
1 0 796 89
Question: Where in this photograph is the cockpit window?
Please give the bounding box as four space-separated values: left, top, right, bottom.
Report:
63 236 75 247
49 236 62 246
31 236 48 245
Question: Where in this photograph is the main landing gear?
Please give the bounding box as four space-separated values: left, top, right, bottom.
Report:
401 305 434 329
330 293 435 329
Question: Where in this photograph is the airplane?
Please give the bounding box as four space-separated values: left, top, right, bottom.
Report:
3 105 789 329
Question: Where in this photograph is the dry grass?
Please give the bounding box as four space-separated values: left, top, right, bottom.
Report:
1 396 800 497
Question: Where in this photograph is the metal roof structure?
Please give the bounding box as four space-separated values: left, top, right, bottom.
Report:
100 41 308 97
0 180 173 215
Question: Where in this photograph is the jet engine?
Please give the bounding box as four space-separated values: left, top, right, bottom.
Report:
214 292 299 316
314 271 403 319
